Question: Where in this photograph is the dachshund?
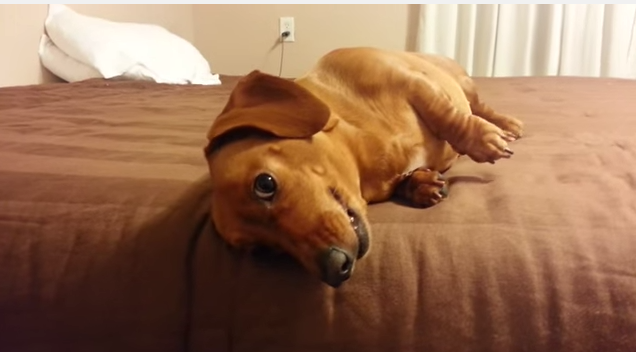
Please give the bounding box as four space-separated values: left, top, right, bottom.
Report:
204 47 524 288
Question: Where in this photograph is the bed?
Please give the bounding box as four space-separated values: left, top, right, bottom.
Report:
1 74 635 352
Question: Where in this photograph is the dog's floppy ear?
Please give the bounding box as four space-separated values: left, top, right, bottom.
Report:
206 70 331 149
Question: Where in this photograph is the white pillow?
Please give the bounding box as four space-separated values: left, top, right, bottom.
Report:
42 4 221 85
39 34 103 83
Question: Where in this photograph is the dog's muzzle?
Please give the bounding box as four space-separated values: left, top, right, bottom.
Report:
319 189 371 288
347 208 369 260
318 206 370 288
319 247 355 288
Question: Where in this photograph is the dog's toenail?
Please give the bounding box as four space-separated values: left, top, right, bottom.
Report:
439 185 449 198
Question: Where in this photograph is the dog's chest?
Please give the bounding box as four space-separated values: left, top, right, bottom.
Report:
403 147 427 175
360 139 428 203
394 117 430 175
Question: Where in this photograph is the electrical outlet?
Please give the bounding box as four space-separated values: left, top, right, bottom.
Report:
279 17 295 42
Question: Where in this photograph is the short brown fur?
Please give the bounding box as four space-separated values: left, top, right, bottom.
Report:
204 47 524 286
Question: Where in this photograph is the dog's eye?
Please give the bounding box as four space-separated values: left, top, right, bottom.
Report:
253 173 277 200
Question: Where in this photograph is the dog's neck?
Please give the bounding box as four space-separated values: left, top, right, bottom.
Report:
296 77 410 202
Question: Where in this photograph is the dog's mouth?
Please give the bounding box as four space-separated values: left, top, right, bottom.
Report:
332 189 370 259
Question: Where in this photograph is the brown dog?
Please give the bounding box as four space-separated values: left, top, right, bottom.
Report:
204 47 523 288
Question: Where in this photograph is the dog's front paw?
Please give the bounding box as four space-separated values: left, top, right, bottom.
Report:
396 168 448 208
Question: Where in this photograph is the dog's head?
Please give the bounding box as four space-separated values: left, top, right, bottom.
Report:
204 71 371 288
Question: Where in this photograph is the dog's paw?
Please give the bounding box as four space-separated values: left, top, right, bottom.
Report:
397 168 449 208
462 121 515 164
495 114 524 140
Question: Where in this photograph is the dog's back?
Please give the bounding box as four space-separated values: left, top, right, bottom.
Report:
296 47 473 115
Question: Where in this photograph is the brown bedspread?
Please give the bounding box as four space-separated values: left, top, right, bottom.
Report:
1 75 636 352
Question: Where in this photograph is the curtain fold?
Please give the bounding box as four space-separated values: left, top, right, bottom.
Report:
416 4 636 78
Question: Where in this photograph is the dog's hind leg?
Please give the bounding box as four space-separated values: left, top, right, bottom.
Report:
408 52 524 142
407 75 514 164
458 77 525 140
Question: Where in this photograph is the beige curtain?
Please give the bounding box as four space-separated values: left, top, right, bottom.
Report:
416 4 636 78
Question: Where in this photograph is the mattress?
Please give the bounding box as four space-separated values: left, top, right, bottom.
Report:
1 74 635 352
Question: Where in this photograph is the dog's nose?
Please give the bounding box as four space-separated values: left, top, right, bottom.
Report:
319 247 355 288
